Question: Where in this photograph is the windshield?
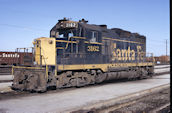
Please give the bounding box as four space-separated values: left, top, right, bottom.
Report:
56 29 76 39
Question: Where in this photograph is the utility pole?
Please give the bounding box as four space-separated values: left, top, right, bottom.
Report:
166 39 167 56
165 39 168 64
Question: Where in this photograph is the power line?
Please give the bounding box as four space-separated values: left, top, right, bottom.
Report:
0 23 48 32
147 39 170 44
147 43 166 46
0 24 169 47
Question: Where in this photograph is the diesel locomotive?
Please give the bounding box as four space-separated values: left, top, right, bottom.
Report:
12 18 154 92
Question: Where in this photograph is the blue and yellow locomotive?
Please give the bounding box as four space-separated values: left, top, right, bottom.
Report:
12 18 154 92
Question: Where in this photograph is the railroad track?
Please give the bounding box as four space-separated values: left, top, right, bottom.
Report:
150 103 170 113
0 65 12 75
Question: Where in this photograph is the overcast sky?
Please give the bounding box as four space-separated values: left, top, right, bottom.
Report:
0 0 169 56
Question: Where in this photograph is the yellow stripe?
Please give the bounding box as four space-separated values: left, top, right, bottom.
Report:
84 41 103 45
103 37 144 44
13 66 45 70
56 47 64 49
103 37 112 40
56 40 77 43
71 36 86 39
46 65 48 80
57 62 154 72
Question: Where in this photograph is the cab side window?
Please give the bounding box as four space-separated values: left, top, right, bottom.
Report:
68 32 74 37
90 31 98 42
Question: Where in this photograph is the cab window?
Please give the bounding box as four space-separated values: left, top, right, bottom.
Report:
90 31 98 42
68 32 74 37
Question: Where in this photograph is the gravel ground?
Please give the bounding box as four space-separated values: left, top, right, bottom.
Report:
110 88 170 113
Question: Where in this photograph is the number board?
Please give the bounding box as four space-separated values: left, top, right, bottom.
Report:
86 44 101 53
59 21 78 28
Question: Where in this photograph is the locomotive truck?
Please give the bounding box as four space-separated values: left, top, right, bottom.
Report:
12 18 154 92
